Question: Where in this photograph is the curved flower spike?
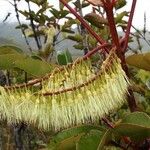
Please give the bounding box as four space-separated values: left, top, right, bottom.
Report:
0 50 129 131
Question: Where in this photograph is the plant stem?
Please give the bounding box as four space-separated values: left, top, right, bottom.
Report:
121 0 137 52
78 0 89 54
13 0 32 52
102 118 114 128
120 0 138 112
132 25 150 47
102 0 120 49
14 123 26 150
24 72 28 83
26 0 42 50
6 71 11 86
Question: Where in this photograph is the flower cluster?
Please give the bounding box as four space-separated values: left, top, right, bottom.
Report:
0 50 129 131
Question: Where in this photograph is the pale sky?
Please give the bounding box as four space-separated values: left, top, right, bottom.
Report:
0 0 150 30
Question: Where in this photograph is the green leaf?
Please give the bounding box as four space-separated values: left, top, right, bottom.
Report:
48 125 105 150
31 55 43 60
57 50 73 65
0 54 52 76
115 0 127 10
73 1 81 8
126 53 150 71
61 29 75 34
135 69 150 83
54 135 81 150
15 56 52 77
88 36 97 47
76 130 110 150
73 44 84 50
15 24 28 30
84 13 108 28
37 7 46 15
113 112 150 141
76 130 104 150
43 43 54 57
18 10 29 18
99 26 109 40
65 50 73 63
0 54 20 69
0 45 23 69
62 19 80 29
0 45 23 54
29 0 46 6
37 14 47 25
98 129 112 150
82 2 90 8
0 46 53 76
67 34 83 42
50 8 60 19
60 10 69 18
28 30 45 37
115 11 129 24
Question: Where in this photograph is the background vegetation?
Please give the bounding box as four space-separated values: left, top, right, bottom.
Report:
0 0 150 149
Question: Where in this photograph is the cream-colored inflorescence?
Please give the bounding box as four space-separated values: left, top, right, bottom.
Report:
0 51 129 131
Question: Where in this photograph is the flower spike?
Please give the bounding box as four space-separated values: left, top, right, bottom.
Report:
0 49 129 131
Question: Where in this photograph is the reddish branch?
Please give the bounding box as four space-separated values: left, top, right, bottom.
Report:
102 118 114 128
121 0 137 52
101 0 120 49
120 0 138 112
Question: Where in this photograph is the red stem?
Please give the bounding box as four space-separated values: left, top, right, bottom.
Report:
102 0 120 49
83 43 109 59
119 0 138 112
102 118 114 128
121 0 137 52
